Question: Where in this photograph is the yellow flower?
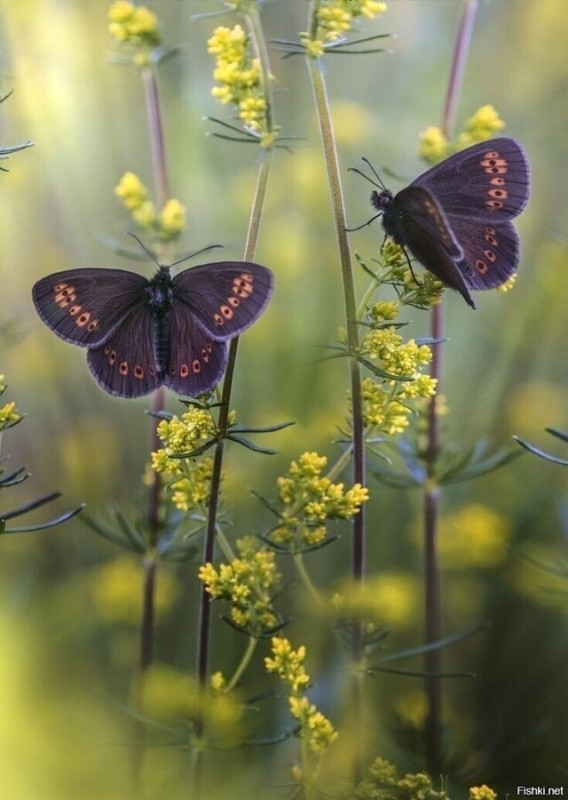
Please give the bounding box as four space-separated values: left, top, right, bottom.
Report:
497 273 517 292
332 572 420 627
418 125 449 164
470 786 497 800
303 0 387 57
208 24 276 145
114 171 148 210
158 198 186 238
108 1 160 48
199 538 281 636
265 636 310 693
0 401 21 429
131 200 156 229
92 556 178 625
435 504 512 570
457 104 505 149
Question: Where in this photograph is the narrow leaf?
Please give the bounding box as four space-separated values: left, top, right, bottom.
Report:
5 504 84 533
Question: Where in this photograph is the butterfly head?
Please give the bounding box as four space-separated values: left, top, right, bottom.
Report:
370 188 393 215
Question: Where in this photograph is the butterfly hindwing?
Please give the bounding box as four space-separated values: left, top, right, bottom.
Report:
172 262 274 341
32 268 149 347
86 303 160 398
412 137 530 222
164 305 228 397
446 216 520 291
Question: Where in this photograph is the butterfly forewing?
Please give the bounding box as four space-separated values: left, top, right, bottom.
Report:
412 137 530 222
32 269 148 347
395 187 475 307
173 262 274 341
86 302 160 397
164 306 228 397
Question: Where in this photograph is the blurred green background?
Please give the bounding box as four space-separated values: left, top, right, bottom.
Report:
0 1 566 797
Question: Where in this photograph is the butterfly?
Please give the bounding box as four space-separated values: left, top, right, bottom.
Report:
351 137 530 309
32 254 274 398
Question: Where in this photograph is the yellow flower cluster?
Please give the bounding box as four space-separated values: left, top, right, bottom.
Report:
264 636 310 692
151 407 218 512
301 0 387 57
92 556 178 625
331 571 419 628
159 408 216 454
470 787 497 800
0 377 21 432
269 452 369 551
208 25 275 145
0 400 20 430
142 664 243 744
357 321 437 436
114 172 186 241
265 637 338 757
457 104 505 149
497 273 517 293
199 537 281 635
419 105 505 164
108 1 161 48
362 328 432 376
435 504 512 570
418 126 449 164
355 756 443 800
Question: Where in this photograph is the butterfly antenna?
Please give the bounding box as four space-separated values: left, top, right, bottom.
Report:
128 233 162 267
169 243 224 268
348 158 389 192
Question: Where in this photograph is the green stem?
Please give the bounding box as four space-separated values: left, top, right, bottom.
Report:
191 11 276 793
293 552 325 609
225 636 258 693
423 0 480 776
307 56 366 781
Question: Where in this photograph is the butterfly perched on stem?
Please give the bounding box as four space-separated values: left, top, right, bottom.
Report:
350 137 530 309
32 247 274 399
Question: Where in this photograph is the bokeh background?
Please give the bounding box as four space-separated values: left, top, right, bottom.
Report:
0 1 566 797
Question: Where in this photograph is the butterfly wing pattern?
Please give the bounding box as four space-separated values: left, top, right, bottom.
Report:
32 260 274 399
368 137 530 308
32 268 148 347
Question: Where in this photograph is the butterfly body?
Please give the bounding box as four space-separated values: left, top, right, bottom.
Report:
33 260 274 398
364 137 530 308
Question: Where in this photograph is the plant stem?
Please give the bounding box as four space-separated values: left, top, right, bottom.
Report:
307 56 366 780
226 636 258 693
131 64 170 795
143 66 169 210
293 552 325 609
423 0 479 776
191 9 275 784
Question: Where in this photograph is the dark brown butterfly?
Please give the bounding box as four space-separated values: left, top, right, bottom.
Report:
32 257 274 398
351 137 530 308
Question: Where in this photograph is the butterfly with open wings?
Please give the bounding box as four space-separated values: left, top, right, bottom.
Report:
32 257 274 398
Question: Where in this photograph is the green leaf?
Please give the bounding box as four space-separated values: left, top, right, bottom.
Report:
4 504 84 534
376 622 489 665
226 434 278 455
0 466 29 488
513 427 568 466
439 442 522 485
82 512 145 553
369 666 475 678
358 356 415 382
1 491 61 522
230 420 295 435
546 427 568 443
